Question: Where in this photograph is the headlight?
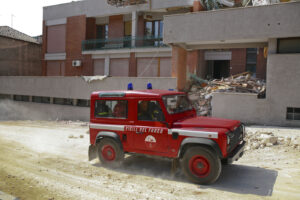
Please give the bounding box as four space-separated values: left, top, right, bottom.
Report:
226 131 234 145
227 135 231 144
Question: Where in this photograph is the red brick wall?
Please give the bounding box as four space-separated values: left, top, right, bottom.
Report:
129 53 137 77
86 17 96 40
65 15 93 76
187 50 198 74
256 48 267 79
108 15 124 39
137 16 144 37
230 48 246 75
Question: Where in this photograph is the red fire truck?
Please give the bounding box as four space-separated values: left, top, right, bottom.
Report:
89 86 245 184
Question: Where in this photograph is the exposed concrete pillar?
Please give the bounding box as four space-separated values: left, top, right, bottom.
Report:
131 11 138 47
193 0 205 12
172 46 187 91
104 56 110 75
187 51 198 75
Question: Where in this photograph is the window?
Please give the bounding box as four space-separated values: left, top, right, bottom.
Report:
32 96 50 104
0 94 11 100
144 20 163 46
163 95 192 114
13 95 29 102
246 48 257 77
53 98 73 106
96 24 108 39
138 100 164 121
278 38 300 54
286 107 300 121
77 99 90 107
95 100 128 119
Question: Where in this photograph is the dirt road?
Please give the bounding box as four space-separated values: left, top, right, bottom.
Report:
0 121 299 200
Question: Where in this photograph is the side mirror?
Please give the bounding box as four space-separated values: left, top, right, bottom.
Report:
161 121 169 128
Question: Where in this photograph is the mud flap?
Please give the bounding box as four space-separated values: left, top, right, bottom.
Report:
88 144 97 161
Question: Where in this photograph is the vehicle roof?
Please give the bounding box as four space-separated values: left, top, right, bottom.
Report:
91 89 184 98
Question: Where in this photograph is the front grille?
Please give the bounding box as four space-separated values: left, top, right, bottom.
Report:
227 124 244 153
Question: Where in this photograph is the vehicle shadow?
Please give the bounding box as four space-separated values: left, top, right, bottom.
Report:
93 155 278 196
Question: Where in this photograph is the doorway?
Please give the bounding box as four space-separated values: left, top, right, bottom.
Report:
207 60 230 79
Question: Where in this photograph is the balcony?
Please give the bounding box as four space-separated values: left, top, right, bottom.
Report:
82 36 168 51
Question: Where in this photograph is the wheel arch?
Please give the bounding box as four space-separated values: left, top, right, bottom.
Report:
95 131 122 148
178 137 223 159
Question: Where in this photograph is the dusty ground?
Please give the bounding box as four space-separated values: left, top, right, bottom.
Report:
0 121 300 200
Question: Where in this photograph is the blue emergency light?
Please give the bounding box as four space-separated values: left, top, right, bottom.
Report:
147 83 152 89
128 83 133 90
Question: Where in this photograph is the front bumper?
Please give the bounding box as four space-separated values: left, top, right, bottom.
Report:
88 144 97 161
227 141 246 164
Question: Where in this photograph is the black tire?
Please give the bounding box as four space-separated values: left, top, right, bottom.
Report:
97 138 124 167
182 146 221 184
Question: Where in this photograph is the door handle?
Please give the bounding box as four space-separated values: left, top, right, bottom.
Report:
136 131 143 134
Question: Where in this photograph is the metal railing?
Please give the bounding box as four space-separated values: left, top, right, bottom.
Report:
82 36 168 51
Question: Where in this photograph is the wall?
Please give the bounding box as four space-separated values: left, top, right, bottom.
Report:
164 2 300 45
43 0 193 20
0 37 42 76
212 53 300 126
0 76 176 121
230 48 246 75
0 77 177 99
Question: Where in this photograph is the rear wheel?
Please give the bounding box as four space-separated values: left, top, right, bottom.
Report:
182 146 221 184
97 138 124 166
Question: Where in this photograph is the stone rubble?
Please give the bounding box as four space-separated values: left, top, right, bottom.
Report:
186 72 266 116
245 131 300 151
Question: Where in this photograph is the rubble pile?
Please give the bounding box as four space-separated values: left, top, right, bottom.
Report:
187 72 266 116
245 131 300 151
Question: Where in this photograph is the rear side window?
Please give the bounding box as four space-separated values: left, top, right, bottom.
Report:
95 100 128 119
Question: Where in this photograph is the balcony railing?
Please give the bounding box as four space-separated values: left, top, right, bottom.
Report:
82 36 168 51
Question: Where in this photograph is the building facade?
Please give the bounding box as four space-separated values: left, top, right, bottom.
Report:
42 0 266 79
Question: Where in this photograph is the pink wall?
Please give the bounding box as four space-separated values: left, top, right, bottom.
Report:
137 57 158 77
93 59 105 75
47 24 66 53
160 57 171 77
110 58 129 76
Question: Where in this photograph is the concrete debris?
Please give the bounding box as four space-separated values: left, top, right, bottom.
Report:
245 131 300 151
81 75 108 83
187 72 266 116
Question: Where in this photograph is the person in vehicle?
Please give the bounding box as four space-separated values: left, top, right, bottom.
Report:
138 101 152 121
95 100 110 117
113 101 127 118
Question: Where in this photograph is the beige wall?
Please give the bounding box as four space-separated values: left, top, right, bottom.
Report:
47 24 66 53
0 77 177 99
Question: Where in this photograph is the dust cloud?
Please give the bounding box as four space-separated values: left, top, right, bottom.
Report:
0 100 48 121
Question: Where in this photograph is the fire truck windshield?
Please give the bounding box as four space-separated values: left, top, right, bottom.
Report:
162 95 193 114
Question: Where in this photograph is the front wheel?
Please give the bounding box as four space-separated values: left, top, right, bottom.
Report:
182 146 221 184
97 138 124 167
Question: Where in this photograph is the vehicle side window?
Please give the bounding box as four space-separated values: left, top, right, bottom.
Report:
95 100 128 119
138 100 165 121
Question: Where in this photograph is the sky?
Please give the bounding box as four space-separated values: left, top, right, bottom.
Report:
0 0 79 37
